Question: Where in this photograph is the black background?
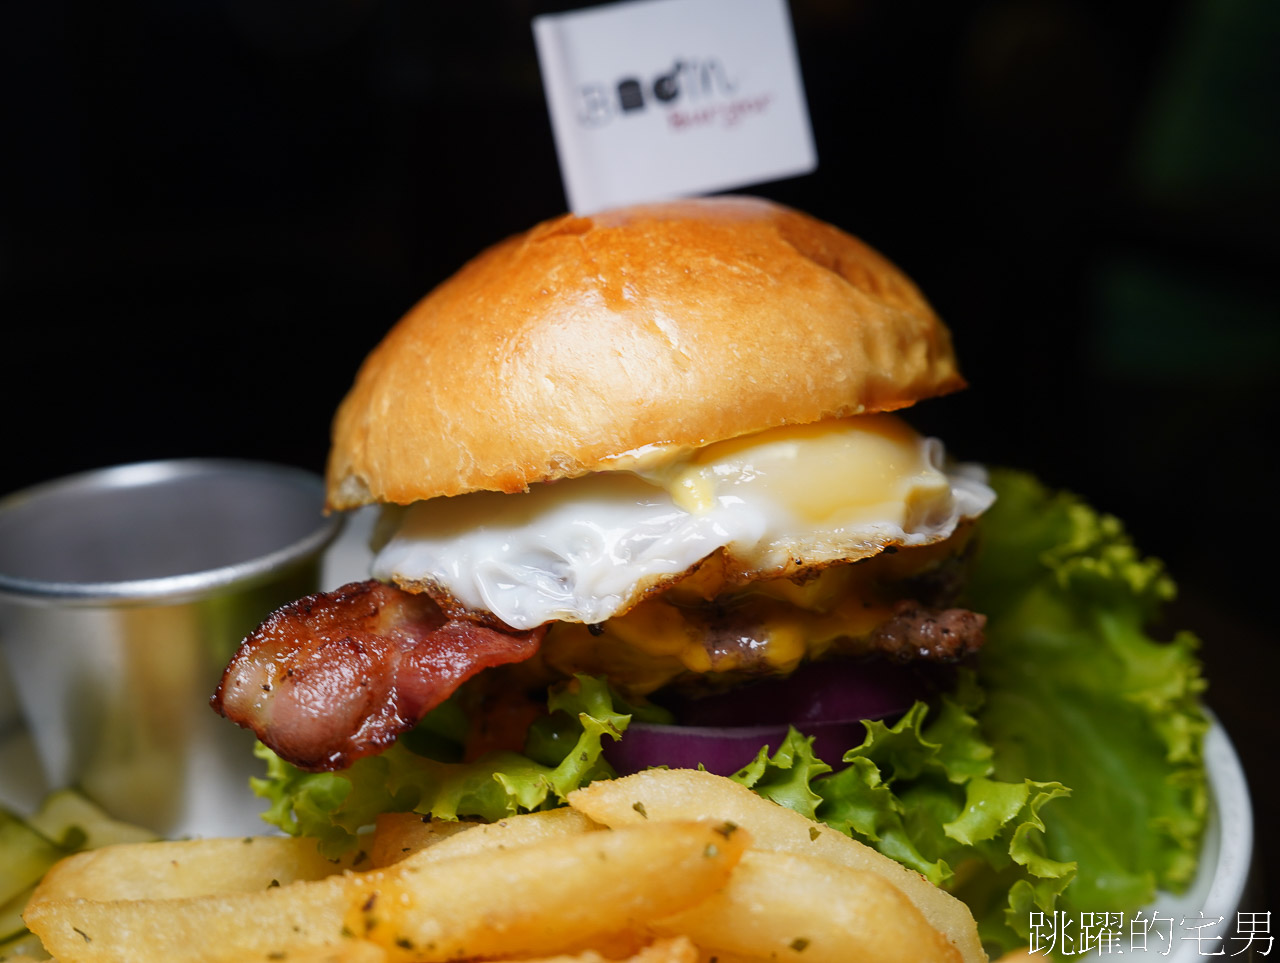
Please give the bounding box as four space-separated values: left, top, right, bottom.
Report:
3 0 1277 910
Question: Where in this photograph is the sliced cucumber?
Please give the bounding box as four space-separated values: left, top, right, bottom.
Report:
0 921 48 961
27 789 157 851
0 811 63 907
0 790 156 960
0 885 35 945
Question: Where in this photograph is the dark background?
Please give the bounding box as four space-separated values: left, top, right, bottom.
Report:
3 0 1276 909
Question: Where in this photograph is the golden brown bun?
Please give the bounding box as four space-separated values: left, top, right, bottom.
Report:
327 196 965 509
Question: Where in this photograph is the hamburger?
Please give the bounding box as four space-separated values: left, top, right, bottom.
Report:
212 197 1207 958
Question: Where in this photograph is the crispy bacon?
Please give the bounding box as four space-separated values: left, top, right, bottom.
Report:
210 580 545 772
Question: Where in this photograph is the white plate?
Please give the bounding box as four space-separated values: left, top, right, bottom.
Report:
0 522 1254 959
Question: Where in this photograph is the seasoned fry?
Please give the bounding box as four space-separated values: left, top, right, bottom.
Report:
374 807 599 868
24 820 746 963
368 813 478 867
568 769 984 963
654 849 962 963
28 836 361 904
25 873 355 963
202 941 389 963
351 820 747 961
498 935 699 963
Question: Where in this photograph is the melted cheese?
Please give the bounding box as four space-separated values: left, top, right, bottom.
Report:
540 529 974 694
371 415 995 630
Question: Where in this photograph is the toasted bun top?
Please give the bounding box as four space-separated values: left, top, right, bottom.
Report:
327 196 965 509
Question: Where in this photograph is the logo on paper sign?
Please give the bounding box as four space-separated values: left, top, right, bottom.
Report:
532 0 816 213
577 58 744 128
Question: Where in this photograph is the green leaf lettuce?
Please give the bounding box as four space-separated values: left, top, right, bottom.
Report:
965 469 1208 916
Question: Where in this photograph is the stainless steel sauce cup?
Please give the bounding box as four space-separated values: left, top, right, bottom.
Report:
0 459 343 837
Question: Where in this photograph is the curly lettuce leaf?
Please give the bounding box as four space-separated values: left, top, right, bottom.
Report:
251 675 629 858
731 727 832 819
732 687 1075 954
965 469 1208 916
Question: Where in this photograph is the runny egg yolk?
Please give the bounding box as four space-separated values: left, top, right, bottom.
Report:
641 415 953 528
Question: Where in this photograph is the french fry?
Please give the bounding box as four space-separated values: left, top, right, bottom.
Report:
28 836 361 904
568 769 985 963
540 929 652 960
24 820 746 963
497 935 699 963
368 813 478 867
201 940 389 963
351 820 747 961
378 807 599 868
654 849 962 963
24 872 355 963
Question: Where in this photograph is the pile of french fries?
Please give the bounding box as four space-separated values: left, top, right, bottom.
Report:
17 770 985 963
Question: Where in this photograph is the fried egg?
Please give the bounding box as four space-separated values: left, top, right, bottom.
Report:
371 415 995 630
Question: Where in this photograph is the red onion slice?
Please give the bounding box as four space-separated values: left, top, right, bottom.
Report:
606 720 867 777
673 659 924 728
605 659 930 777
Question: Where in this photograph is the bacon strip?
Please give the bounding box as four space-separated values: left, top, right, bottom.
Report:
211 580 545 772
